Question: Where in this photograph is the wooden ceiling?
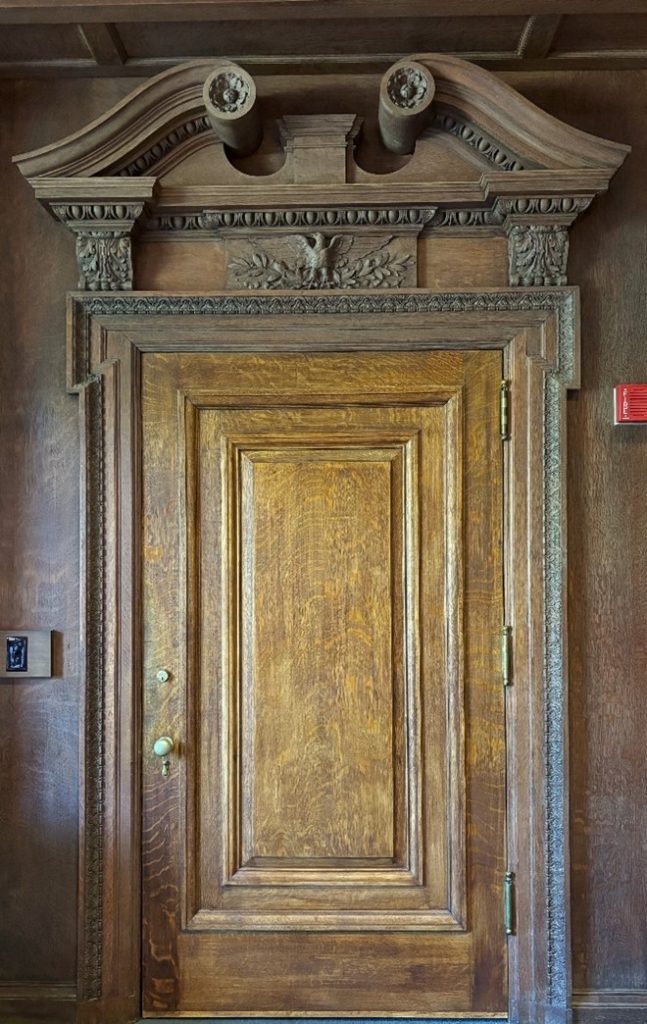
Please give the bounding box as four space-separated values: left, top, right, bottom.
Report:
2 1 647 75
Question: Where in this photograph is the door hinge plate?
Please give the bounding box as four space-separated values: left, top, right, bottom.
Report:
504 871 515 935
500 379 510 440
501 626 512 687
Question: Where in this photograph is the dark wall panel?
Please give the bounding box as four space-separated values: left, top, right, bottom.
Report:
506 70 647 994
0 78 132 987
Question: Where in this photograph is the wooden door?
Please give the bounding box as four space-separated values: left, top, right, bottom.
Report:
142 349 506 1016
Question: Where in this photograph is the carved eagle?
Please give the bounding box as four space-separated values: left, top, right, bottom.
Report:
287 232 354 285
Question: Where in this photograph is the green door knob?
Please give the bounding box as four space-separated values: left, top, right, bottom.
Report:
152 735 174 758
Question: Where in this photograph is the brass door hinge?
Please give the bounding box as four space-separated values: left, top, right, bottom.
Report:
504 871 515 935
501 626 512 687
500 380 510 440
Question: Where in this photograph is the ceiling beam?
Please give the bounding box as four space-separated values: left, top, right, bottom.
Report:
1 0 646 24
517 14 563 58
3 51 647 79
77 23 127 65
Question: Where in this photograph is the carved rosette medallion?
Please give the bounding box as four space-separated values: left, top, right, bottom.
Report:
202 61 261 155
227 232 416 290
379 59 436 155
387 66 430 109
207 69 252 114
508 224 569 287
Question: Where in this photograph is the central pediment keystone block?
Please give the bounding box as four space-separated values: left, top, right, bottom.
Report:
278 115 362 184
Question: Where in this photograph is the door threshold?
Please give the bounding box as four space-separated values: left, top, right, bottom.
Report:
139 1017 508 1022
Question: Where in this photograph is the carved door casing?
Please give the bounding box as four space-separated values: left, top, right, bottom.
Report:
141 348 505 1015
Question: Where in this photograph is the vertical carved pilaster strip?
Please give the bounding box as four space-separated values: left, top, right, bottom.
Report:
79 375 106 1001
68 296 92 394
543 291 576 1010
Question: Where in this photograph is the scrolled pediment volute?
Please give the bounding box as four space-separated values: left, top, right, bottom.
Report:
13 55 629 292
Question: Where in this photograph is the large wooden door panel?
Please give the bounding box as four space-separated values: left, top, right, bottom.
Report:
142 350 505 1015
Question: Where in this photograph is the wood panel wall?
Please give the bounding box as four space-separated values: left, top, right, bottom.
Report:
0 70 645 1014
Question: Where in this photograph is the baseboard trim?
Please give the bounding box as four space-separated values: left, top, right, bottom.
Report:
0 984 76 1022
573 990 647 1023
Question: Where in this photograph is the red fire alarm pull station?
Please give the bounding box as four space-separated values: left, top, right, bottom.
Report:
614 384 647 424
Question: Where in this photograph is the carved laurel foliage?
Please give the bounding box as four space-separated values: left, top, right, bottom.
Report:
229 236 414 290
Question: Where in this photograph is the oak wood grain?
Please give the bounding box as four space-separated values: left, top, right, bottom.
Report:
141 348 505 1014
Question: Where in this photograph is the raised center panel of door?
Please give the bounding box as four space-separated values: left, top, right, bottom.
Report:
142 349 505 1016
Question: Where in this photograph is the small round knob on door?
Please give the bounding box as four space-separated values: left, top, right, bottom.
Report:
152 736 175 758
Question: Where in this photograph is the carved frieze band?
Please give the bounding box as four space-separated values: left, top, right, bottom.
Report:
146 197 589 236
47 195 586 289
200 207 437 231
143 197 590 287
227 232 416 289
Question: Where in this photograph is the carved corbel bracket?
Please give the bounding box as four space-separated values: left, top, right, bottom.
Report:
29 177 156 290
506 224 569 287
494 196 594 287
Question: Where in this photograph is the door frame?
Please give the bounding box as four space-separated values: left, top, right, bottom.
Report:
69 287 578 1024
